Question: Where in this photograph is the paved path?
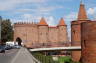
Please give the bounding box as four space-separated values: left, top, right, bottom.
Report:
0 49 19 63
11 47 41 63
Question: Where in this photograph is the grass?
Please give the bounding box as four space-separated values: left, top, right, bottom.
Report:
31 52 59 63
31 52 81 63
58 56 73 63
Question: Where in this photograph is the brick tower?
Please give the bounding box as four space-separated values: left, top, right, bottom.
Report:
58 18 68 43
81 21 96 63
38 17 48 45
71 2 90 62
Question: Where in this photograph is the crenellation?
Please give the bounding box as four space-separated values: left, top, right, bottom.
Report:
14 21 39 25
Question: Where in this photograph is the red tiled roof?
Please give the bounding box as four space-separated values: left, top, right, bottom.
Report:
58 18 66 26
78 3 88 20
38 17 48 26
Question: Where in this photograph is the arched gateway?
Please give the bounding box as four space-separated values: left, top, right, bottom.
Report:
16 37 22 46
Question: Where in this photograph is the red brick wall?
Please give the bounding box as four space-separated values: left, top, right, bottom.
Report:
71 21 81 62
71 20 90 62
81 21 96 63
58 25 68 43
14 22 68 48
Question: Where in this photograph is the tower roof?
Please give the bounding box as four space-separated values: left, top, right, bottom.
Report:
58 18 66 26
77 2 88 20
38 17 48 26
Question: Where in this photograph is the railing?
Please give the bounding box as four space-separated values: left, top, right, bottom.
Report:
30 46 81 52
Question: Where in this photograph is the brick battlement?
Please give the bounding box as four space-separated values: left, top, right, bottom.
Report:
14 22 39 27
14 22 38 25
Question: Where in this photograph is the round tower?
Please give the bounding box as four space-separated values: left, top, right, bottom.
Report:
38 17 48 46
81 21 96 63
71 2 90 62
58 18 68 44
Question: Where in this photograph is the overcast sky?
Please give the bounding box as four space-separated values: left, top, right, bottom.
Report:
0 0 96 39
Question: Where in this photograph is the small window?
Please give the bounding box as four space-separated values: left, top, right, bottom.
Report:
73 30 75 34
84 40 86 48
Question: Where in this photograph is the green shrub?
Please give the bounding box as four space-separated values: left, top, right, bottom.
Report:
31 52 80 63
31 52 59 63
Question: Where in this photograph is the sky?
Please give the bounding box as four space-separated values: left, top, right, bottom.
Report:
0 0 96 39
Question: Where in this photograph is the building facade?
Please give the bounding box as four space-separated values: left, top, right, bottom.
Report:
14 18 68 48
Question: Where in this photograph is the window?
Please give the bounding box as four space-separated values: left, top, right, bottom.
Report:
84 40 86 48
73 30 75 34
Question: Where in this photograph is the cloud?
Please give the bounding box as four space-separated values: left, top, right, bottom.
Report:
0 0 47 11
46 16 56 26
21 14 56 26
39 6 63 11
0 0 74 11
15 5 64 15
87 7 96 19
64 12 78 22
87 7 96 15
63 12 78 41
11 13 56 26
21 14 42 22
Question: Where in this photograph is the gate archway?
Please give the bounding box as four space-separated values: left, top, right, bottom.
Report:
16 37 22 46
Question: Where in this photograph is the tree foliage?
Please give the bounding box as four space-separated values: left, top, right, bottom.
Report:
1 17 13 43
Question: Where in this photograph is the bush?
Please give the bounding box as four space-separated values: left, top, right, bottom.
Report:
58 56 72 63
31 52 59 63
31 52 80 63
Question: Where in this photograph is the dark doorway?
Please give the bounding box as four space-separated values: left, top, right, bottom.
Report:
16 37 22 46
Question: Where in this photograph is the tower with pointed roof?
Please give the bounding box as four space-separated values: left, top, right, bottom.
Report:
78 1 88 20
38 17 48 43
71 1 91 62
58 18 68 43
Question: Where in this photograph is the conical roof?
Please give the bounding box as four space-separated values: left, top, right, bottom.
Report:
77 3 88 20
58 18 66 26
38 17 48 26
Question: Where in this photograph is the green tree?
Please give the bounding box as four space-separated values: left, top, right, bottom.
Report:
1 18 13 44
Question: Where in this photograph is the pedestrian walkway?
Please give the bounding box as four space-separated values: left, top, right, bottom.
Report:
0 49 19 63
11 47 41 63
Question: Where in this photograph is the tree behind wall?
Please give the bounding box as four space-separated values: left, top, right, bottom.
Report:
1 17 13 44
